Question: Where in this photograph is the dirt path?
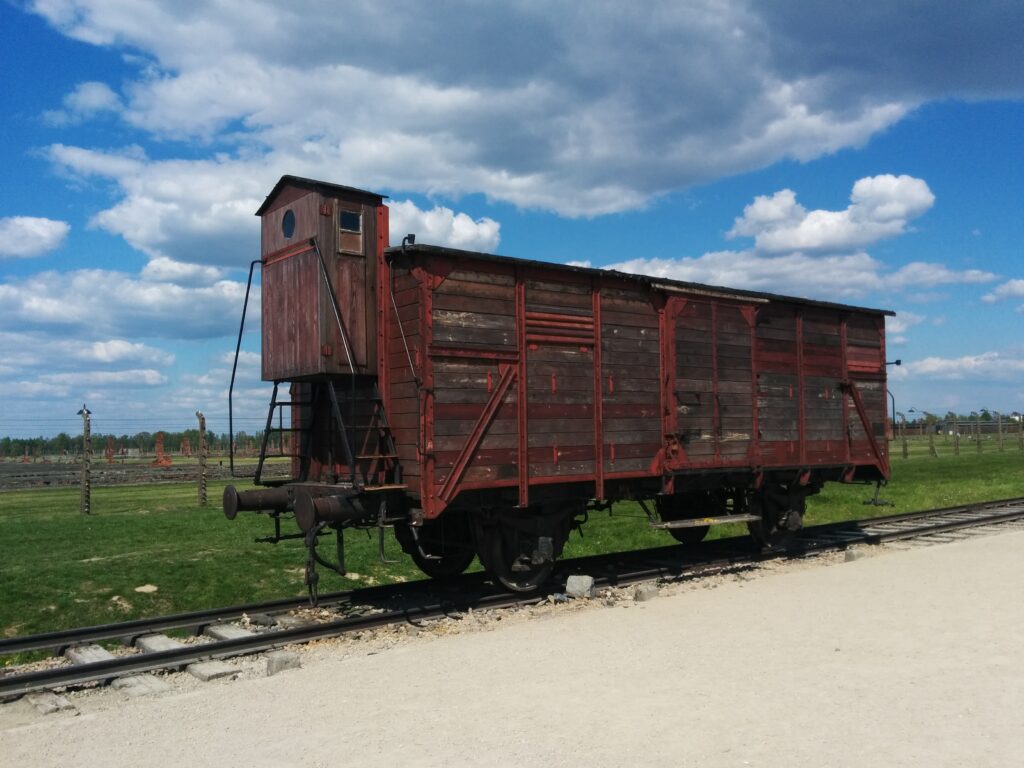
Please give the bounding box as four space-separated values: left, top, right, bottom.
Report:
4 530 1023 767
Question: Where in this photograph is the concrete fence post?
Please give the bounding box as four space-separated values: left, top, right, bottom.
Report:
197 410 208 507
77 404 92 515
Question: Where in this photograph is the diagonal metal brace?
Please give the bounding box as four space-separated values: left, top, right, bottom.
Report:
841 379 886 469
437 363 517 507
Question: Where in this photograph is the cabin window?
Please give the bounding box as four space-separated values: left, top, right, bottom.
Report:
338 208 364 254
281 209 295 239
339 210 362 233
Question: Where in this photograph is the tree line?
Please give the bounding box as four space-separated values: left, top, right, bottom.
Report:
0 430 267 458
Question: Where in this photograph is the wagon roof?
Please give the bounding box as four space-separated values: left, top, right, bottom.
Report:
255 175 387 216
387 243 895 317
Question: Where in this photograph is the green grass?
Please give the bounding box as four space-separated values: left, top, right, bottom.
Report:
0 480 423 648
1 443 1022 651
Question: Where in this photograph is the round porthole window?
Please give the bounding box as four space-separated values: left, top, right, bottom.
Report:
282 209 296 238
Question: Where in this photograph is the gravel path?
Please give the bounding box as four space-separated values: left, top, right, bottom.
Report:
3 530 1023 767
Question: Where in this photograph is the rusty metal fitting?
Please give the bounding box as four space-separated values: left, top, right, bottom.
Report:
223 486 294 520
293 490 368 532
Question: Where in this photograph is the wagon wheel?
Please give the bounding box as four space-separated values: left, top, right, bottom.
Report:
656 490 721 545
473 512 565 593
746 488 805 548
395 512 476 581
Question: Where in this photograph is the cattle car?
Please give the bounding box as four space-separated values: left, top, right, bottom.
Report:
224 175 892 593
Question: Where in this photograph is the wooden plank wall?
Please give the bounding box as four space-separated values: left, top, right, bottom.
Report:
391 252 889 509
716 304 755 459
262 249 321 380
525 278 596 478
802 311 846 463
600 287 662 475
431 268 519 488
673 300 754 464
387 266 424 494
755 305 800 463
845 315 887 462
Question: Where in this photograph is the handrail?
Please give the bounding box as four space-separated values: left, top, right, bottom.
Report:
228 259 263 476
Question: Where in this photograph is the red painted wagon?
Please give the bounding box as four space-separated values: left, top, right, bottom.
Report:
225 176 892 592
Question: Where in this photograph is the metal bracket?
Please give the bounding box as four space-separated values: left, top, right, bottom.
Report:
304 523 346 605
377 501 399 564
863 479 893 507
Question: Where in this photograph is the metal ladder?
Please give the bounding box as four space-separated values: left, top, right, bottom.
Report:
254 378 403 490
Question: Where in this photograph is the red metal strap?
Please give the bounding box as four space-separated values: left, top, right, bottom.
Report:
436 363 517 506
842 379 885 469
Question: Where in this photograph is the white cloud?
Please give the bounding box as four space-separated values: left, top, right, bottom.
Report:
0 332 173 371
601 250 994 303
141 256 225 285
886 311 925 345
0 216 70 258
85 340 174 365
28 2 1024 224
388 201 500 252
728 175 935 253
27 3 1024 273
43 80 122 125
219 350 260 366
16 1 924 250
39 369 167 387
982 279 1024 303
606 250 884 299
599 176 995 304
886 312 925 335
47 144 263 267
0 269 254 339
887 262 995 289
903 352 1024 381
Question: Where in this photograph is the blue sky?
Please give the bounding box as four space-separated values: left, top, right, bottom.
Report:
1 1 1022 439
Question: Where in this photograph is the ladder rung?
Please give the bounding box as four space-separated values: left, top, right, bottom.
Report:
362 484 407 491
356 453 399 459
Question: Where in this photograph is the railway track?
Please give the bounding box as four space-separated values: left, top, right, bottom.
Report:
3 497 1022 700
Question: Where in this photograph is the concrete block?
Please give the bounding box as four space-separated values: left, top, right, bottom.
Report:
187 660 236 682
274 615 313 630
633 583 659 602
204 623 255 641
265 650 302 676
565 574 595 599
26 692 76 715
112 674 170 697
135 634 184 653
65 644 115 665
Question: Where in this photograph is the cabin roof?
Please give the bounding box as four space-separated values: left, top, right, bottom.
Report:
255 175 387 216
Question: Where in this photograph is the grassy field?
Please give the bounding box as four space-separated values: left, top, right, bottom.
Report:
1 440 1021 650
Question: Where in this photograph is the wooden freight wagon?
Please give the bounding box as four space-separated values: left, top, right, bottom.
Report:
225 176 892 593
